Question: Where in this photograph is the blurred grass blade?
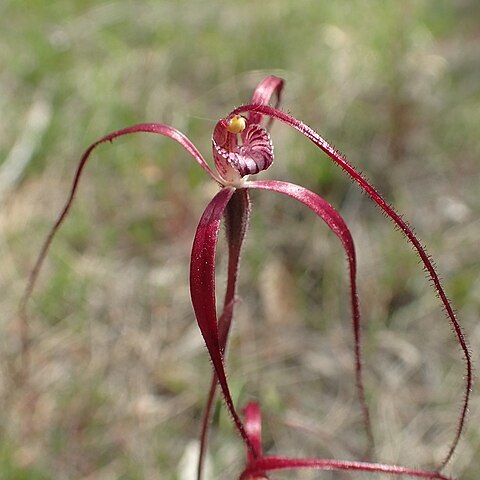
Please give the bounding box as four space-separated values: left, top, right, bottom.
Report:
0 95 52 203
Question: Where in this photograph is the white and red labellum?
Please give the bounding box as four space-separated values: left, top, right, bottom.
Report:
212 115 274 185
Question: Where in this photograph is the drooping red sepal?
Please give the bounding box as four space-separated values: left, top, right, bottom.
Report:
190 187 257 457
197 190 252 480
247 180 373 453
212 120 273 183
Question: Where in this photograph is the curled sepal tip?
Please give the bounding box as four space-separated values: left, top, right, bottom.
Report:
249 75 284 127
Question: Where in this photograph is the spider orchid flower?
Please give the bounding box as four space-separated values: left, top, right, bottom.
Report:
21 76 471 480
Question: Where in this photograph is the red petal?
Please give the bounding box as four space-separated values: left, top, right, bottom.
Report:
19 123 218 357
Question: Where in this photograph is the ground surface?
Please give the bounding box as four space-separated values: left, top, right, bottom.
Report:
1 1 479 479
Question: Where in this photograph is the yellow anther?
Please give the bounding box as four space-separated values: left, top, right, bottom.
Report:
226 115 246 134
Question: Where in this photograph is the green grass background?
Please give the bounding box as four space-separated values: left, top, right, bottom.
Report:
1 1 479 479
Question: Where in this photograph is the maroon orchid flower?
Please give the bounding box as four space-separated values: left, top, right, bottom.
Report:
21 76 471 480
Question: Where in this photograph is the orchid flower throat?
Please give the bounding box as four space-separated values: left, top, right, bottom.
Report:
212 114 274 186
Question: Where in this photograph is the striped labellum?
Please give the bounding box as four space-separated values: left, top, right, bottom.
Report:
212 115 273 184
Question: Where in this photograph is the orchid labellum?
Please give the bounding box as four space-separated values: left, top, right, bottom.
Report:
21 76 471 480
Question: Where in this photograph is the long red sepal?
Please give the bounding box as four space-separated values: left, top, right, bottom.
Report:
248 180 374 455
19 123 219 376
190 187 257 458
197 190 251 480
233 104 471 468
